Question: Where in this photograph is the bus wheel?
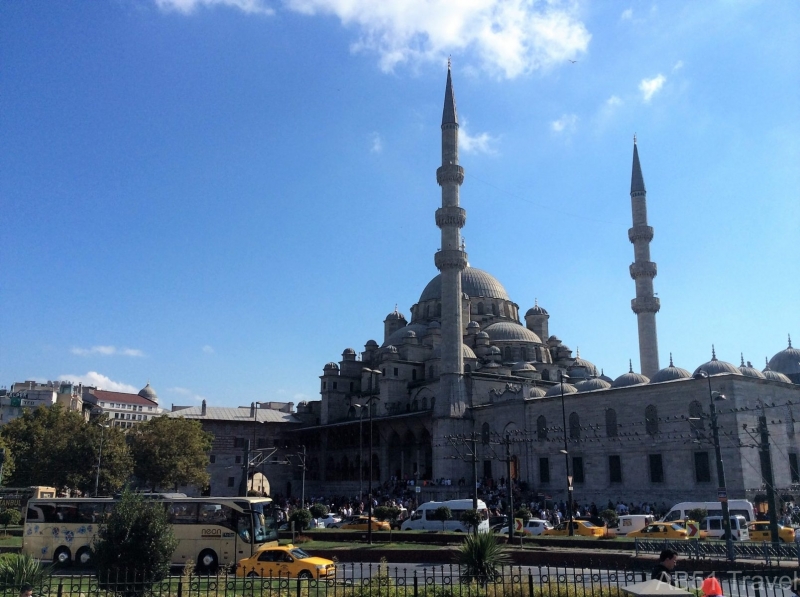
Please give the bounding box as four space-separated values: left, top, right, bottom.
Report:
53 547 72 567
76 547 92 566
197 549 218 573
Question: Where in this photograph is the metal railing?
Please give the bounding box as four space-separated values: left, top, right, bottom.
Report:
2 564 797 597
634 538 800 565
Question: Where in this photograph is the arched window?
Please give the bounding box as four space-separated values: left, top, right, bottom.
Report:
492 303 499 316
425 304 431 318
412 369 417 381
503 346 513 362
478 302 485 315
521 346 529 361
499 303 505 316
481 422 491 444
542 369 550 381
436 303 442 317
429 366 434 378
347 406 356 420
411 399 418 411
645 404 658 435
689 401 704 433
421 396 428 410
537 415 547 441
569 412 580 439
605 408 618 437
787 406 795 438
464 364 471 373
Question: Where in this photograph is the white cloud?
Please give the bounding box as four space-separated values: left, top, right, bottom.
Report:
459 118 498 154
158 0 591 79
620 8 633 20
639 74 666 102
606 95 622 107
551 113 578 134
168 387 207 402
202 345 215 354
672 60 683 71
61 372 139 393
370 132 383 154
71 345 145 357
155 0 273 14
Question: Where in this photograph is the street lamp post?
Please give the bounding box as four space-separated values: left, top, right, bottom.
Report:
94 422 110 497
559 371 574 536
693 369 733 560
361 368 381 545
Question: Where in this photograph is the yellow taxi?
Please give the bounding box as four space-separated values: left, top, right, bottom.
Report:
628 522 689 540
338 516 391 531
748 521 796 543
235 544 335 579
542 520 605 537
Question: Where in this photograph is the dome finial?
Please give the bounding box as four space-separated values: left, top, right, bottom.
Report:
576 347 580 358
535 297 539 307
629 359 633 373
765 356 771 369
740 353 745 367
711 345 717 360
789 334 793 349
633 132 637 144
669 353 674 367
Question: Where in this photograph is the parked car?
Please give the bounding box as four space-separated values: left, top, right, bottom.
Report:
627 523 689 540
700 515 750 541
235 545 335 579
748 521 796 543
489 515 508 532
543 520 604 537
315 514 342 528
499 518 553 536
338 516 391 531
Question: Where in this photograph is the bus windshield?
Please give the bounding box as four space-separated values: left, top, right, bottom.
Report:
249 502 277 543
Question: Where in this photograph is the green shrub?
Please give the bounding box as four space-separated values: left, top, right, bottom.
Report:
599 509 618 530
289 508 313 532
0 553 52 588
455 531 510 586
309 503 329 519
687 508 707 523
0 508 22 534
430 506 452 532
460 509 483 534
514 506 532 524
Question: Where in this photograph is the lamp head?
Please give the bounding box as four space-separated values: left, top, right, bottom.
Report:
711 391 727 401
559 449 568 455
693 370 709 380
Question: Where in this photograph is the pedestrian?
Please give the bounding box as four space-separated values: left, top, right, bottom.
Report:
20 585 33 597
701 577 723 597
651 549 678 583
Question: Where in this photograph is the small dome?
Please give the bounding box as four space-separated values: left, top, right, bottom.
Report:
511 362 537 372
612 361 650 388
323 362 339 371
569 349 599 377
385 307 406 321
529 386 547 398
544 382 577 397
427 320 441 329
366 339 379 347
739 354 765 379
467 321 480 329
525 298 548 317
599 369 613 383
650 354 692 384
343 348 356 356
476 331 490 339
574 378 611 392
763 358 792 383
138 383 158 403
403 330 417 337
383 323 428 347
548 335 561 344
484 321 542 344
431 344 477 360
693 346 742 377
487 346 501 355
386 345 398 353
768 335 800 378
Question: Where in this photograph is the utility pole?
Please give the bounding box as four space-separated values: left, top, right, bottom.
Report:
758 413 780 543
505 435 515 541
239 439 251 497
444 432 480 534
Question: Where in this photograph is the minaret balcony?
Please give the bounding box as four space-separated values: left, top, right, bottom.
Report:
435 207 466 229
434 249 468 271
436 164 465 186
628 226 654 243
629 261 658 279
631 296 661 314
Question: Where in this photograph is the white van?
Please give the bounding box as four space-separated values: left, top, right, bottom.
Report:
662 500 755 523
614 515 655 536
700 515 750 541
400 499 490 533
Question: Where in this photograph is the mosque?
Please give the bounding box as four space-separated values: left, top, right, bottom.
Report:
293 68 800 507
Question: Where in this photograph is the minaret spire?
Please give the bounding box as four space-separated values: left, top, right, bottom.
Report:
628 137 660 378
434 64 468 417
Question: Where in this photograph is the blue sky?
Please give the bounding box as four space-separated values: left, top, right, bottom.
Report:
2 0 798 408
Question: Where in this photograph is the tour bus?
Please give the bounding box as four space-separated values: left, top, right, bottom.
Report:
23 496 277 569
661 500 755 523
0 486 56 515
400 499 490 532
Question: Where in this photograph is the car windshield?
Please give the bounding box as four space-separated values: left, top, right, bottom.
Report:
671 524 684 531
290 548 310 559
581 522 596 527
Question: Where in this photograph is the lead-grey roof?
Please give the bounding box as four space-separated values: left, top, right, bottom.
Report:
484 321 542 344
167 406 301 424
419 267 511 302
768 336 800 376
442 67 458 125
631 139 646 194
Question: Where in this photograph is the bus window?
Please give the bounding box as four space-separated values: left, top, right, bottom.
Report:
236 514 252 543
169 503 198 524
55 504 79 523
77 503 101 523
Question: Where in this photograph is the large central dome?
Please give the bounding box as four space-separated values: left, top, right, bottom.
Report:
419 267 510 302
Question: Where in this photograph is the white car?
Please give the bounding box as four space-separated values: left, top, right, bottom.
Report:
499 518 553 536
315 514 342 528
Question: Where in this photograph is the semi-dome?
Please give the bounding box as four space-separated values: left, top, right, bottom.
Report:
138 383 158 403
574 378 611 392
739 355 765 379
383 322 428 347
483 321 542 344
511 362 537 372
763 359 792 383
768 336 800 379
529 386 547 398
431 344 477 360
525 299 548 316
612 361 650 388
649 354 692 384
419 267 510 302
693 347 742 377
544 382 577 397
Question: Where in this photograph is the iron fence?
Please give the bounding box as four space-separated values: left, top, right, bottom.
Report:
634 539 800 565
1 564 797 597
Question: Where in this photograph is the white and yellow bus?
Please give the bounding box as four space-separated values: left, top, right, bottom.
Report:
23 496 277 570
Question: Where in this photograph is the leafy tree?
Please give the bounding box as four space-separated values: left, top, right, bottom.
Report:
374 505 401 541
599 509 618 537
0 509 22 535
130 416 213 491
456 531 510 586
309 503 329 519
514 506 532 524
687 508 708 523
289 508 313 532
92 490 178 594
431 506 452 532
460 509 483 535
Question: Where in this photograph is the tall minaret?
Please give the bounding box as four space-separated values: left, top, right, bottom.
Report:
628 136 660 378
434 64 468 416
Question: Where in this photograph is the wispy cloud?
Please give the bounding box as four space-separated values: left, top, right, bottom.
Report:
606 95 622 108
551 113 578 134
620 8 633 20
155 0 273 15
168 387 207 402
370 132 383 154
156 0 591 79
639 74 666 102
672 60 683 72
459 118 498 154
61 372 139 393
71 345 145 357
202 345 215 354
